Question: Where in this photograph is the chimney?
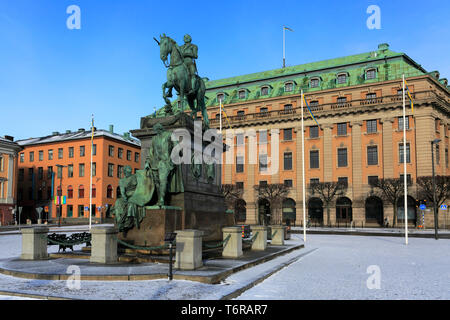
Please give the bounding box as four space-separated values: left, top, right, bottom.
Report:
52 131 60 136
66 130 72 134
78 128 85 133
123 132 130 139
4 135 14 141
109 125 114 134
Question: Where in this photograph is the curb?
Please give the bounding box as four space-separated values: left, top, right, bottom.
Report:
0 290 72 300
290 230 450 239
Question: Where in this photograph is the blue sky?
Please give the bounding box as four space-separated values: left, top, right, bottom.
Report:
1 0 449 140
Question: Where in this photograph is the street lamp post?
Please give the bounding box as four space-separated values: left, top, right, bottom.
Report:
55 165 67 228
431 139 441 240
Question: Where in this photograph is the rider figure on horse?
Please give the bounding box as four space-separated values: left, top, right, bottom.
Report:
180 34 198 95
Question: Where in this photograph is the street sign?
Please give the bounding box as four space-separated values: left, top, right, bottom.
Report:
85 206 89 211
97 207 102 212
440 204 447 210
419 204 426 210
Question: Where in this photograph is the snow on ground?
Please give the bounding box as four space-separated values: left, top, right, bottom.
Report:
0 231 449 300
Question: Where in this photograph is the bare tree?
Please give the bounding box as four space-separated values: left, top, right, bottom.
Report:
369 178 409 227
308 181 347 226
221 183 243 211
416 175 450 208
254 183 290 225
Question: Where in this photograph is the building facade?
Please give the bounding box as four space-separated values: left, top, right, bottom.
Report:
0 136 22 225
16 126 141 224
200 43 450 228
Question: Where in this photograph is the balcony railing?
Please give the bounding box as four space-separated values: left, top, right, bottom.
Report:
209 90 445 126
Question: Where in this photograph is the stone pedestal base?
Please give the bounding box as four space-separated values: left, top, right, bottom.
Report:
90 227 118 264
251 226 268 251
175 229 204 270
222 227 243 258
21 227 49 260
270 225 286 246
118 208 182 247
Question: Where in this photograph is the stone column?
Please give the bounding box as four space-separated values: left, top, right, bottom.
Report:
381 118 394 179
21 227 49 260
415 115 435 177
222 227 243 258
90 227 118 264
270 225 285 246
175 229 204 270
250 225 267 251
323 124 334 182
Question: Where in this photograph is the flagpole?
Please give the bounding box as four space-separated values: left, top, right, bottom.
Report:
301 90 306 242
89 114 94 230
403 75 408 245
283 27 285 68
219 99 222 133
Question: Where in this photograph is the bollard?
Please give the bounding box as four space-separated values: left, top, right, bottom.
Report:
90 227 118 264
175 230 204 270
222 227 243 258
270 225 286 246
250 226 268 251
21 227 49 260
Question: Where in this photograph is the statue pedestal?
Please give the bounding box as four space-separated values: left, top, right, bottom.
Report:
118 207 182 247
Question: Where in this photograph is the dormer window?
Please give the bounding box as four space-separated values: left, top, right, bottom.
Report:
217 93 225 103
284 82 294 92
238 90 246 99
310 78 320 88
261 86 269 96
337 73 348 84
366 68 376 80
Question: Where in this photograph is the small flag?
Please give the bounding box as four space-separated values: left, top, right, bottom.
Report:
404 80 414 114
303 95 320 127
283 26 294 32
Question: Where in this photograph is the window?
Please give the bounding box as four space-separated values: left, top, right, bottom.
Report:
366 93 376 100
284 82 294 92
284 128 292 141
337 123 347 136
47 166 53 179
92 144 97 156
398 116 409 130
238 90 246 99
236 156 244 173
67 186 73 199
236 182 244 189
127 150 132 161
310 126 319 138
338 177 348 187
29 151 34 162
0 156 3 172
135 152 140 163
309 100 319 107
236 110 245 117
261 86 269 96
399 143 411 163
310 78 320 88
284 152 293 170
78 185 84 198
80 146 85 157
67 205 73 218
368 176 379 186
38 167 43 180
310 150 319 169
217 93 224 102
67 164 73 178
109 146 114 157
57 166 62 178
337 73 347 84
236 133 244 146
20 153 24 163
284 104 293 112
400 174 412 185
92 162 96 177
28 168 33 181
117 165 124 178
56 186 62 197
69 147 74 158
259 130 267 144
108 163 114 177
366 69 376 80
58 148 63 159
337 97 347 105
367 146 378 165
310 178 320 185
260 107 268 113
436 144 440 165
48 149 53 160
367 120 377 133
91 185 96 198
79 163 85 177
284 180 293 188
107 185 113 198
259 180 268 187
118 148 123 159
78 205 84 217
259 154 268 172
337 148 348 167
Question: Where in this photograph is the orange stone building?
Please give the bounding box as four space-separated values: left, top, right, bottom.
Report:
198 43 450 228
16 126 141 224
0 136 22 225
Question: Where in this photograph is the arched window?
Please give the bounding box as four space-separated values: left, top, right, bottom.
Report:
116 186 121 198
67 186 73 199
366 68 377 80
336 197 352 223
308 197 323 225
78 185 84 199
284 82 294 92
282 198 296 224
365 196 383 225
107 185 113 199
